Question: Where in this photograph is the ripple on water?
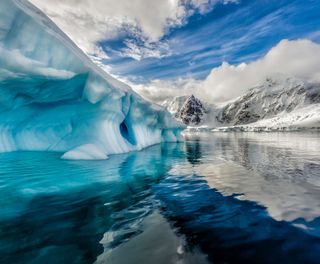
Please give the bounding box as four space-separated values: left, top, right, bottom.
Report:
1 132 320 263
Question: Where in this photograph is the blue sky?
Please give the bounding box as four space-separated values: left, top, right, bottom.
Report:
31 0 320 102
97 0 320 83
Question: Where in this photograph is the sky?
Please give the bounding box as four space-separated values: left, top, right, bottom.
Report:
30 0 320 103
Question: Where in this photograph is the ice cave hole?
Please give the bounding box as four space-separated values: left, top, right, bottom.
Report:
120 118 137 145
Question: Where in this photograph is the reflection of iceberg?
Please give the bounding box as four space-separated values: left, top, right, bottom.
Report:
0 0 183 159
97 211 209 264
0 143 183 263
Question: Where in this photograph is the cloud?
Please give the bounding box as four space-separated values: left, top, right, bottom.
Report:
121 40 172 61
190 0 239 14
132 78 200 104
29 0 184 55
131 39 320 104
29 0 235 58
102 0 298 81
200 39 320 102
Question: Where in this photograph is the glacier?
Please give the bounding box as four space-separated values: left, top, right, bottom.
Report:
0 0 183 159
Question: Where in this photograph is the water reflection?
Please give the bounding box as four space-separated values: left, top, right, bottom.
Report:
185 139 202 165
155 132 320 263
182 132 320 223
1 132 320 263
155 172 320 264
0 144 185 264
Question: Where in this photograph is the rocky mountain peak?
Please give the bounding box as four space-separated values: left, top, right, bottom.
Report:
178 95 206 125
217 79 320 125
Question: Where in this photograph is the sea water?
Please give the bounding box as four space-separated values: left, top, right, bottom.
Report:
1 132 320 264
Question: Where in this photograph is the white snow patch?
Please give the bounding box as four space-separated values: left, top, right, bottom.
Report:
212 104 320 132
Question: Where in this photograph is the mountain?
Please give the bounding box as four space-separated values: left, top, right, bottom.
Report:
162 95 208 126
0 0 183 160
178 95 206 125
165 78 320 131
162 95 189 118
217 78 320 126
214 78 320 131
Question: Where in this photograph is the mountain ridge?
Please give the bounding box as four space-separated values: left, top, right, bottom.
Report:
162 77 320 131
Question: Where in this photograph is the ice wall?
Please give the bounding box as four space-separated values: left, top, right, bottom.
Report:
0 0 183 159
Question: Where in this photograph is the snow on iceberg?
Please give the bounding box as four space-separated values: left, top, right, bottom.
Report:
0 0 184 159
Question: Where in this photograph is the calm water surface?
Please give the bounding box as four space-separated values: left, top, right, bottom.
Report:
1 132 320 264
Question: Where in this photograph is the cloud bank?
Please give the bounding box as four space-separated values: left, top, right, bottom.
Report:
30 0 235 58
132 39 320 104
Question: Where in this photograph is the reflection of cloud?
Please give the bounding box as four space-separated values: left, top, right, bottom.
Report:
190 133 320 222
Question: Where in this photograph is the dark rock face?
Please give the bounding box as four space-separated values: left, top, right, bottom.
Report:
217 80 320 126
178 95 206 125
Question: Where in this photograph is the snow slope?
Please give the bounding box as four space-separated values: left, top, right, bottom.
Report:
0 0 183 159
162 96 189 117
214 78 320 131
217 78 320 125
213 104 320 132
181 78 320 132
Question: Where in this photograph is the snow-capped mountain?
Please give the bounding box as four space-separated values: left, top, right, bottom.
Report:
217 78 320 126
166 78 320 131
162 95 189 117
178 95 206 125
217 79 320 125
0 0 183 160
162 95 208 125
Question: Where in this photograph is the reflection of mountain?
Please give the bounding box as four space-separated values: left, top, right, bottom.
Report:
185 139 202 165
155 133 320 263
213 133 320 184
186 133 320 222
155 171 320 264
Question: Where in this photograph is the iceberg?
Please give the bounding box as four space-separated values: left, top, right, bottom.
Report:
0 0 183 159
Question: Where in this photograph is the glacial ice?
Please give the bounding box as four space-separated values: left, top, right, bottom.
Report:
0 0 183 159
61 144 109 160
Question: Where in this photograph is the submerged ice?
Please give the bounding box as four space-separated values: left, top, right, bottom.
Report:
0 0 183 159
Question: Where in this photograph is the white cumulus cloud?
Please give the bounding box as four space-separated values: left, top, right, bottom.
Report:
132 78 201 104
29 0 236 59
200 39 320 102
131 39 320 104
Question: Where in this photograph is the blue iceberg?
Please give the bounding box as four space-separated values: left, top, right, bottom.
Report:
0 0 183 159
